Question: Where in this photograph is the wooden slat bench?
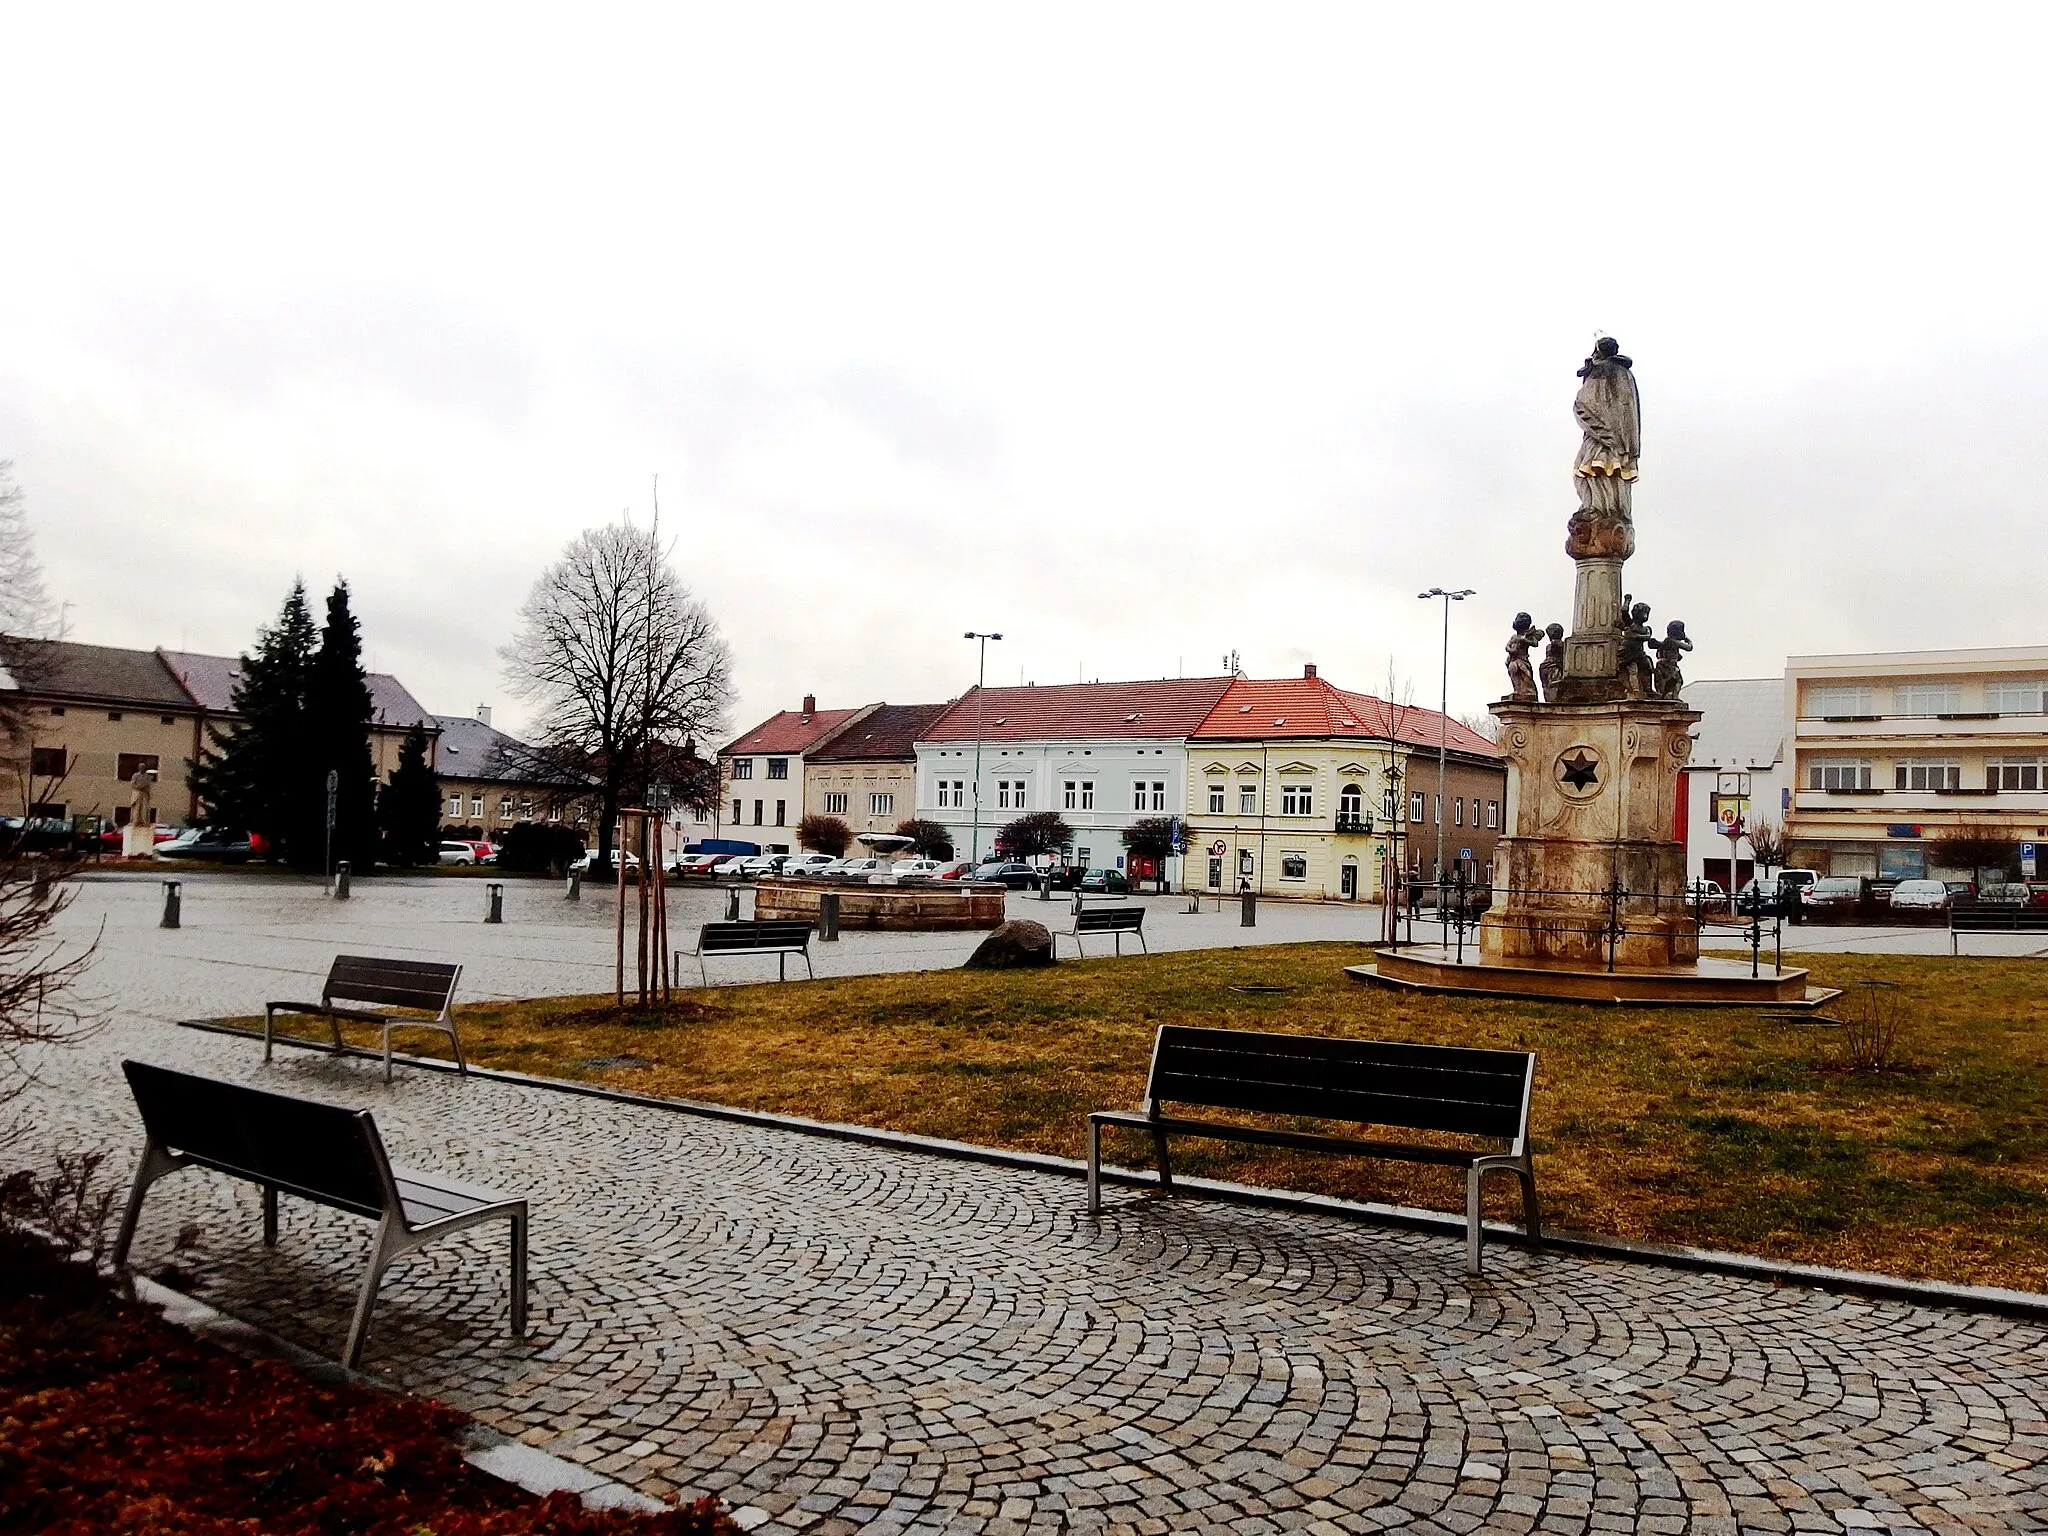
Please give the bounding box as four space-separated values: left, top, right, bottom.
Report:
113 1060 527 1369
683 919 818 985
1949 903 2048 954
1087 1025 1540 1275
266 955 464 1083
1057 904 1147 959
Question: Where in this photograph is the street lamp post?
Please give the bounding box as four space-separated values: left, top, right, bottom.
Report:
964 631 1003 862
1418 587 1475 915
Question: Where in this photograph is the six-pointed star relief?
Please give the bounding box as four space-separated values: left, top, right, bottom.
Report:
1558 750 1600 790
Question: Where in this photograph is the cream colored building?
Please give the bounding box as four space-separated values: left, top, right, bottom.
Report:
1786 645 2048 880
803 702 950 850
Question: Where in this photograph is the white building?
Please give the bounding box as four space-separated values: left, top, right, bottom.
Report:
913 678 1235 871
1678 677 1789 891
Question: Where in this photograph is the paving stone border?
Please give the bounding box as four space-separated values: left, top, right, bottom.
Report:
179 1017 2048 1327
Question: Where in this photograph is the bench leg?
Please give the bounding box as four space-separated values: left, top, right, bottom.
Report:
1465 1166 1486 1276
329 1011 345 1054
112 1141 180 1270
1517 1161 1542 1246
802 951 814 981
263 1005 277 1064
1087 1119 1103 1216
1137 933 1148 956
1151 1124 1174 1198
447 1021 468 1076
262 1185 279 1246
779 953 786 982
1114 933 1122 956
344 1213 403 1370
509 1205 528 1339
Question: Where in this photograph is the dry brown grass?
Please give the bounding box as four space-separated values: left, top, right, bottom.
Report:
244 944 2048 1292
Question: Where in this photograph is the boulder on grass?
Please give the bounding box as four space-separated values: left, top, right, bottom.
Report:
963 919 1055 969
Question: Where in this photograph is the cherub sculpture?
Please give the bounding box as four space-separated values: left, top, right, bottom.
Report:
1538 622 1566 702
1504 611 1539 701
1617 599 1653 699
1653 619 1692 698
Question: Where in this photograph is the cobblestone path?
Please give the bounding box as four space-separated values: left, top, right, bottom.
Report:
19 1003 2044 1536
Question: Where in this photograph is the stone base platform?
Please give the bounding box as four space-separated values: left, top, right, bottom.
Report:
1350 945 1839 1008
754 878 1005 931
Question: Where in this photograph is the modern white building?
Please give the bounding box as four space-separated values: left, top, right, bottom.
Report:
913 678 1236 872
1678 677 1788 891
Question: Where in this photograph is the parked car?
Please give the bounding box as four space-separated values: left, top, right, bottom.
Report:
929 860 976 880
735 855 785 878
438 840 478 866
891 858 944 878
1682 876 1726 912
1801 876 1865 916
780 853 839 877
1887 878 1953 912
670 852 724 877
465 840 498 865
158 829 257 863
1973 882 2032 907
1077 867 1131 894
571 849 641 872
1943 880 1978 903
707 855 749 877
834 857 887 878
969 861 1036 889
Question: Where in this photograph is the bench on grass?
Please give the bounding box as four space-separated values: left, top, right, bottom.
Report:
1057 904 1147 959
266 955 464 1083
113 1060 527 1370
1087 1025 1539 1275
684 919 817 985
1949 903 2048 954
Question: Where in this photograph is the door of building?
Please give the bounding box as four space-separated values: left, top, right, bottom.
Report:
1206 856 1222 890
1340 860 1358 900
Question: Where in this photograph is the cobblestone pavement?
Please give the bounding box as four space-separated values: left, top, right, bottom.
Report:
16 901 2048 1536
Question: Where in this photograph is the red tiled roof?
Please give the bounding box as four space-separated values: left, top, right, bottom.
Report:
808 702 952 763
721 705 870 757
1191 675 1501 757
921 678 1237 743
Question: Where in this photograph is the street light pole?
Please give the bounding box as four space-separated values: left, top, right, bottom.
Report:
1418 587 1475 906
964 631 1003 861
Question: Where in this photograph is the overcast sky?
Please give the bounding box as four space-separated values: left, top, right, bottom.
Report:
4 7 2045 741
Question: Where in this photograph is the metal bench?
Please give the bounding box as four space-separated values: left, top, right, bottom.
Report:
684 918 818 984
266 955 464 1083
1948 903 2048 954
1057 904 1147 959
113 1060 527 1369
1087 1025 1539 1275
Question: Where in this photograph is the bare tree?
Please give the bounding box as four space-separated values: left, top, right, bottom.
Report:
0 462 61 748
503 521 733 871
1746 818 1785 875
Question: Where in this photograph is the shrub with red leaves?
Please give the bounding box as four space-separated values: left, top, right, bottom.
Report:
0 1231 737 1535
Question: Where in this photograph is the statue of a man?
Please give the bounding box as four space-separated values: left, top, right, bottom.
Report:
129 766 155 825
1567 336 1641 562
1504 612 1539 701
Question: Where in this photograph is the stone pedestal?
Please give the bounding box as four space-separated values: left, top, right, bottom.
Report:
1481 698 1700 970
121 821 156 858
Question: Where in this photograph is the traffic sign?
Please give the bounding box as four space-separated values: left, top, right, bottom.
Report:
1209 839 1227 856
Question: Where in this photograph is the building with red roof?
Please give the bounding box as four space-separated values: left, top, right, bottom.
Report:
707 695 880 850
1184 665 1505 900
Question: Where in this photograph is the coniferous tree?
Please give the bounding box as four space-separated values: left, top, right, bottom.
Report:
190 583 317 855
377 724 442 868
303 581 378 870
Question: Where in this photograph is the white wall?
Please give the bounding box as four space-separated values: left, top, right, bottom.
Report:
916 737 1186 869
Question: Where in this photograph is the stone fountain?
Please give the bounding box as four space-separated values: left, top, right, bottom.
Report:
1357 340 1832 1006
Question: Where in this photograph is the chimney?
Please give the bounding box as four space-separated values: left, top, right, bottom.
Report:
477 704 492 727
802 693 816 716
1303 663 1318 680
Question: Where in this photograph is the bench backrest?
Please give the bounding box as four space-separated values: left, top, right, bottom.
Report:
122 1060 396 1219
1076 906 1145 932
1951 906 2048 928
325 955 461 1015
1143 1025 1533 1146
699 919 817 954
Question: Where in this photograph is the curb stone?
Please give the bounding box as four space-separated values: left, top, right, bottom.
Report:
176 1016 2048 1325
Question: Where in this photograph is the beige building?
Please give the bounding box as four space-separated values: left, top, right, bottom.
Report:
803 702 951 850
1786 645 2048 880
433 711 595 838
710 696 878 852
1182 668 1505 900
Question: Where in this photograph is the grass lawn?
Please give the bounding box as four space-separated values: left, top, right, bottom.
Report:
249 943 2048 1293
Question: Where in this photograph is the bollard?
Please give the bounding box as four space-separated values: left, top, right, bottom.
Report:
1240 888 1257 927
725 886 742 921
333 861 351 900
565 869 582 901
486 882 504 923
1039 873 1051 901
818 890 840 942
161 879 182 929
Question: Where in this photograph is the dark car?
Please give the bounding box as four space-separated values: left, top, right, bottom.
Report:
1801 876 1865 916
1077 867 1130 894
974 861 1042 889
157 828 257 863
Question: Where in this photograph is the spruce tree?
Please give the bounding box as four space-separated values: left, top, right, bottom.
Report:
303 581 378 870
190 583 317 856
378 724 442 867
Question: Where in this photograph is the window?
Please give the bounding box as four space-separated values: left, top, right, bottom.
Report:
471 795 484 817
1452 797 1463 826
1063 780 1094 810
1000 780 1023 810
1281 783 1313 816
1383 787 1398 818
1339 784 1362 824
1435 794 1443 824
1208 784 1225 814
1988 680 2047 715
46 706 63 716
870 792 893 816
775 799 786 825
1807 759 1873 791
1486 799 1499 829
1896 682 1962 716
107 712 123 722
766 758 788 780
731 759 754 780
1280 851 1308 881
824 792 849 815
499 796 513 819
1409 791 1425 822
1894 758 1960 791
1132 781 1148 812
30 746 65 778
1991 758 2043 791
1808 684 1875 717
938 780 964 809
1239 785 1258 815
753 799 763 825
117 752 160 781
1149 781 1166 811
447 793 463 816
1077 847 1092 867
27 802 64 819
732 798 743 822
549 804 562 821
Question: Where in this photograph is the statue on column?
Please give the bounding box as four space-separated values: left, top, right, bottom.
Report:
1504 613 1539 701
1617 600 1654 699
1566 336 1641 563
1653 620 1693 698
1538 622 1566 701
122 766 158 857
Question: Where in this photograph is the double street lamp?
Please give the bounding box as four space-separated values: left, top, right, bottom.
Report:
1417 587 1476 902
964 631 1003 862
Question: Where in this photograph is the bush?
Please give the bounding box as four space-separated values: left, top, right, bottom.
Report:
496 822 586 874
894 818 953 860
996 811 1071 859
797 814 852 856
